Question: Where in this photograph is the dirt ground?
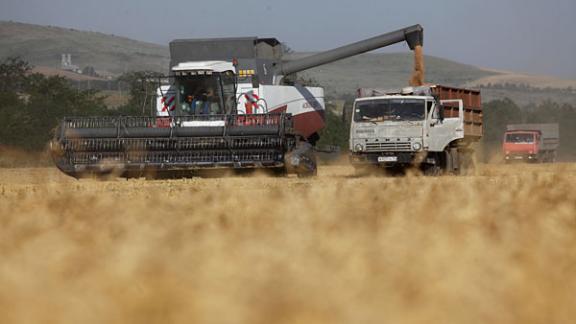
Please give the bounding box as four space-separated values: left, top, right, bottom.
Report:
1 164 575 324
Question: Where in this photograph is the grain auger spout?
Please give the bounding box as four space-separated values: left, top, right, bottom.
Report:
270 24 424 84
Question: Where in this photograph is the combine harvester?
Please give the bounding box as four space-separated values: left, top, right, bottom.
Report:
51 25 424 178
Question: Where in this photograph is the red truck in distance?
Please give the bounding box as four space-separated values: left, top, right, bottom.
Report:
503 124 559 163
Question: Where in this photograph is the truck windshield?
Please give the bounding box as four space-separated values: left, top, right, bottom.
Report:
354 99 425 122
506 133 534 143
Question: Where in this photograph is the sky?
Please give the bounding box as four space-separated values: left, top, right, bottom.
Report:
1 0 575 79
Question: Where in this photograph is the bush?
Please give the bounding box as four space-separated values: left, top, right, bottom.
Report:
0 57 108 151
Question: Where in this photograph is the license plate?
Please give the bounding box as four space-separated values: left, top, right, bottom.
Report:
378 156 397 162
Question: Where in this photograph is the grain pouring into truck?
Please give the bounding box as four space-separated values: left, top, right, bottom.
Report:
50 25 425 179
409 44 425 87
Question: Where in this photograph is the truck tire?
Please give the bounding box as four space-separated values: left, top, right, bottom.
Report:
459 150 476 175
423 164 442 176
423 153 444 176
446 148 460 175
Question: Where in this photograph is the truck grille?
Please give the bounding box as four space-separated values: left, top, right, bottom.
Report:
365 142 412 152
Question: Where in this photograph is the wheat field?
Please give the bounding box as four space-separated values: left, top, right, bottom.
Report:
0 164 575 324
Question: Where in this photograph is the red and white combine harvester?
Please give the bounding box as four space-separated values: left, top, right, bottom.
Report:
51 25 424 178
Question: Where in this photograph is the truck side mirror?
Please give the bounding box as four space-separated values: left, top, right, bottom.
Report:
251 75 260 89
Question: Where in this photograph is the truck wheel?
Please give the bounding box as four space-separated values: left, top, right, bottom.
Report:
421 153 440 176
422 152 445 176
423 165 442 176
458 150 476 175
446 148 460 175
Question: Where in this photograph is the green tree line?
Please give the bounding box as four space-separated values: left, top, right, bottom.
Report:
0 58 109 150
0 58 155 151
319 97 576 161
1 58 575 161
482 98 576 160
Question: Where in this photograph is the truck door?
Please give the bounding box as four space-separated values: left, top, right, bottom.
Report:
426 100 464 152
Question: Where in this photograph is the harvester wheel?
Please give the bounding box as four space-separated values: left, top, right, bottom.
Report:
297 165 317 178
270 167 288 177
287 140 318 178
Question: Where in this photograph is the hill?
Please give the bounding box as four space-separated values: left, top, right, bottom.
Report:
2 20 576 104
0 21 169 74
289 52 495 97
291 55 576 104
0 21 491 85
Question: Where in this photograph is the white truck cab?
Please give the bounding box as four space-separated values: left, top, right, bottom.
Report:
349 85 479 175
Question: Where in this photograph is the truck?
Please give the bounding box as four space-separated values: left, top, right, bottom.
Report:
50 25 424 178
349 85 482 175
503 123 559 163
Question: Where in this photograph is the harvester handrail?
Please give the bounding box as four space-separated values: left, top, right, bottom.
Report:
63 113 289 129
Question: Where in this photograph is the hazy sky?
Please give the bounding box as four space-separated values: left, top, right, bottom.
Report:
1 0 575 78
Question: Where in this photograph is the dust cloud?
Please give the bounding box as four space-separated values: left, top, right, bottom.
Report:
0 164 575 324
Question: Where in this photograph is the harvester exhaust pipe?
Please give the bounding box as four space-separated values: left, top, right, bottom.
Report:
272 24 424 83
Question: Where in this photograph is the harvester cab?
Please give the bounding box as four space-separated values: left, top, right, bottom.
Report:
157 61 237 117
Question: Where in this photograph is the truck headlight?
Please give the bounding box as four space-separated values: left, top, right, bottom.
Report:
412 142 422 151
355 144 363 152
